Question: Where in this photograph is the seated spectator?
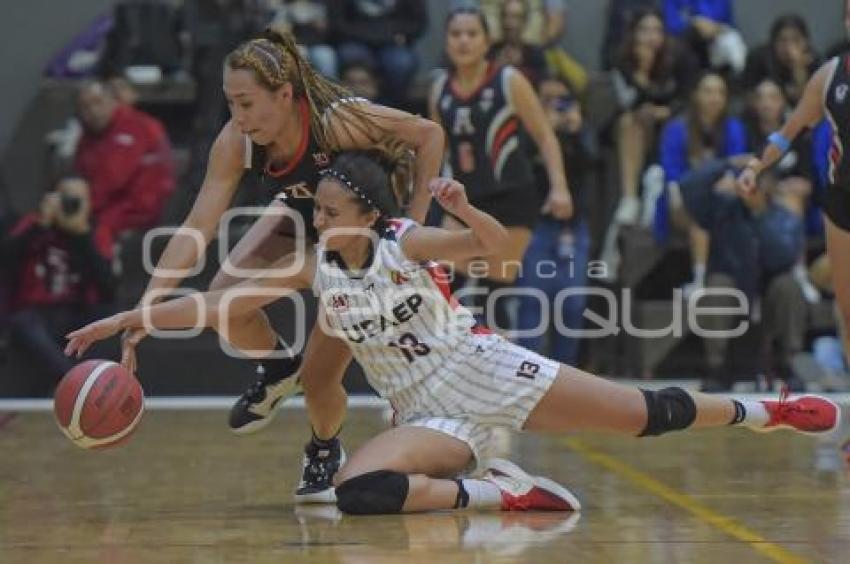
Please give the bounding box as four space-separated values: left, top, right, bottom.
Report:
329 0 427 108
662 0 746 75
654 71 747 297
514 76 595 365
340 59 380 102
681 161 807 392
73 80 176 256
1 176 115 390
271 0 337 78
490 0 550 86
610 7 695 226
742 14 820 107
601 0 659 70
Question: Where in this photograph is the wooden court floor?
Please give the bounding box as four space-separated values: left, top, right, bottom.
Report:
1 405 849 564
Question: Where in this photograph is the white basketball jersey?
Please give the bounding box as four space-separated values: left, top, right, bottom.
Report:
313 218 479 402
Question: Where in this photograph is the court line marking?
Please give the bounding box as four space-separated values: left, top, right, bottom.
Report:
0 396 389 411
4 393 848 412
563 437 809 564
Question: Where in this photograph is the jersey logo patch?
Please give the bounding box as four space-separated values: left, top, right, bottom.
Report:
390 270 410 285
313 152 331 167
275 182 313 200
329 293 350 312
837 84 849 103
479 88 494 112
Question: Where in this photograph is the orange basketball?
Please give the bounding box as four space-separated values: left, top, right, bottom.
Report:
54 360 145 449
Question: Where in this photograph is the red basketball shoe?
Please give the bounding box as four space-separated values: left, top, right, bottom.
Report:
758 386 841 435
482 458 580 512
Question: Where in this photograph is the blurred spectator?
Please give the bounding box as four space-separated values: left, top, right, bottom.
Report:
490 0 548 85
106 75 140 107
0 177 115 388
601 0 659 70
742 14 820 106
73 80 176 256
609 7 695 226
340 60 380 101
681 161 806 392
270 0 337 78
329 0 427 107
655 71 748 296
514 76 595 365
662 0 746 74
744 78 828 306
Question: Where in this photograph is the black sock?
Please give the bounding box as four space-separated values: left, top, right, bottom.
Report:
453 479 470 509
257 337 297 377
311 428 340 448
729 400 747 425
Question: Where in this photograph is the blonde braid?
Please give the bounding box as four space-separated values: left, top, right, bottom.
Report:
226 28 418 210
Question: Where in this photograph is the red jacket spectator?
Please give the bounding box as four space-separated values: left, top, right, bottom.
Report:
74 82 176 255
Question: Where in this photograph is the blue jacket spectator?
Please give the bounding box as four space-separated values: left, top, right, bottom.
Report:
681 159 804 298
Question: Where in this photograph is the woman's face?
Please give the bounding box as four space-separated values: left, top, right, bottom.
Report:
634 14 665 53
223 67 293 146
694 74 728 122
445 14 490 68
754 80 786 123
774 26 808 65
313 179 378 251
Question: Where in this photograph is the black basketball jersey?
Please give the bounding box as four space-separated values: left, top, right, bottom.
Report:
824 55 850 188
433 64 534 201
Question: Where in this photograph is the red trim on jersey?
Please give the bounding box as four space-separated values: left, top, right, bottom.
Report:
423 262 460 310
264 98 311 178
471 325 493 335
490 118 518 165
449 63 500 103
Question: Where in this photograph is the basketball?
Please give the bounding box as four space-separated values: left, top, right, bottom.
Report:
53 360 145 449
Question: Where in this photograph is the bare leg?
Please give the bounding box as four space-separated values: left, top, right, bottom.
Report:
335 426 474 512
523 364 735 435
616 111 647 201
208 202 297 355
301 321 352 440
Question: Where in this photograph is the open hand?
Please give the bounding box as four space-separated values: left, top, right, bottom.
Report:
429 178 470 216
65 315 124 359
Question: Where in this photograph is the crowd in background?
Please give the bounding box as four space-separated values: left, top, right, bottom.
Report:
1 0 848 396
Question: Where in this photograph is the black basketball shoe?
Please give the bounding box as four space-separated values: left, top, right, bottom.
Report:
228 354 302 434
295 437 346 504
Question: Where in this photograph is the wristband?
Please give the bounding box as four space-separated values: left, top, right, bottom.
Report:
767 131 791 154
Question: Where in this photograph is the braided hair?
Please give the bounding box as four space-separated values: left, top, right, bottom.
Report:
225 26 413 192
318 149 414 232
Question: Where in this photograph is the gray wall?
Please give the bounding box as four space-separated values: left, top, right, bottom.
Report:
0 0 114 162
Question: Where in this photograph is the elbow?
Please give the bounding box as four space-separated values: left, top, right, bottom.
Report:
417 118 444 153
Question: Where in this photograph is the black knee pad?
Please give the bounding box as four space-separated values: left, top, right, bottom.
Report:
639 387 697 437
336 470 409 515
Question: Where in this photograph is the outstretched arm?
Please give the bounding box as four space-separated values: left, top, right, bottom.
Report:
738 59 834 193
328 102 444 224
65 254 315 357
401 178 509 264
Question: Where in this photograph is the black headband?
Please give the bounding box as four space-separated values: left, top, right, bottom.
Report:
319 168 378 210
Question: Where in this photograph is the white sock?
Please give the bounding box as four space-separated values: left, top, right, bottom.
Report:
458 479 502 509
730 399 770 428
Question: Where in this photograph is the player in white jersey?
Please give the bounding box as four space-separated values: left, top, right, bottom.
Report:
67 151 841 515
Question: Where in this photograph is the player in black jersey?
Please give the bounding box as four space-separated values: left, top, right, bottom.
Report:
429 6 572 331
118 28 444 502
